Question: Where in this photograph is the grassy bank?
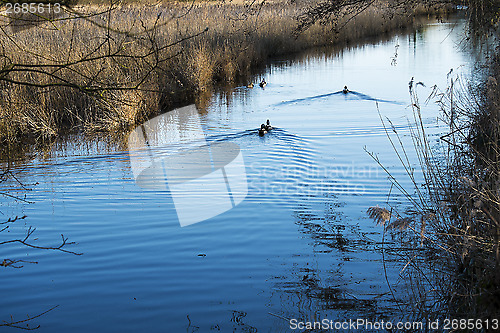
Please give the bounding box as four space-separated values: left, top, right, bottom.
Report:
374 0 500 323
443 51 500 320
368 42 500 323
0 0 447 143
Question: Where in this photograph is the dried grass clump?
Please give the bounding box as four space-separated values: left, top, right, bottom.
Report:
367 206 392 226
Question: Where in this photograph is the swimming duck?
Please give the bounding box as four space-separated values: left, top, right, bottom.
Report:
258 123 268 136
265 119 273 131
259 79 267 88
343 85 349 94
247 82 254 88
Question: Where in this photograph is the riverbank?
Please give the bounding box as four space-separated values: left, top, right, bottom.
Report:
0 0 451 143
441 50 500 320
368 41 500 322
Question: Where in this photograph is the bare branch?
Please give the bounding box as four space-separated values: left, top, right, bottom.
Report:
1 258 38 268
0 306 59 330
0 226 83 255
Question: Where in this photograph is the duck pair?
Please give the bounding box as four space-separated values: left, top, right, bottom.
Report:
247 79 267 88
258 119 273 136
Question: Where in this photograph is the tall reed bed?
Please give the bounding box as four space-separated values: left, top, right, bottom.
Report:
367 51 500 321
365 0 499 323
0 0 433 143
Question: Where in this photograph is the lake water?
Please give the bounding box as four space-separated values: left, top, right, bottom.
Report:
1 18 473 332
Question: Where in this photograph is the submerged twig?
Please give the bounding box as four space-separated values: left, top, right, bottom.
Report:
0 226 82 256
0 306 59 330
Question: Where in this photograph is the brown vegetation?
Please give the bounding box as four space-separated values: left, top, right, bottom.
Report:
367 48 500 321
0 0 443 143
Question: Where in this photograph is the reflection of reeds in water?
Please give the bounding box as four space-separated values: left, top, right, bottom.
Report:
367 53 500 320
0 0 439 143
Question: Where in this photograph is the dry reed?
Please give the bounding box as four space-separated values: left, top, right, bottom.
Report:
0 0 439 143
367 51 500 321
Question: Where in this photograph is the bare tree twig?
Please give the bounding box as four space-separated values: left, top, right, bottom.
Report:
0 305 59 330
0 226 83 255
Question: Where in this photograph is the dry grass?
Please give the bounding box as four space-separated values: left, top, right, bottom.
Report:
367 50 500 321
0 0 440 143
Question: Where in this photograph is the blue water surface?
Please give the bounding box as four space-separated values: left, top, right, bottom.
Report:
0 18 473 332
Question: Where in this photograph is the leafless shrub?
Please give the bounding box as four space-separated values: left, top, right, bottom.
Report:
367 50 500 321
